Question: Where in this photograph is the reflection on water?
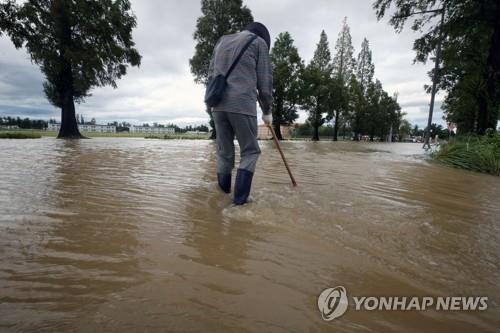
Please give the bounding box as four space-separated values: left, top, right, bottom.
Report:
0 138 499 332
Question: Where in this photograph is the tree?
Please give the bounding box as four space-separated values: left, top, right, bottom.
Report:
0 116 48 129
348 38 375 140
356 38 375 93
442 79 480 135
438 18 492 135
330 17 356 141
373 0 500 135
301 30 332 141
425 123 449 139
381 92 403 141
412 124 424 137
189 0 253 139
364 80 402 141
0 0 141 138
347 74 366 140
399 119 412 141
364 80 383 141
270 32 303 140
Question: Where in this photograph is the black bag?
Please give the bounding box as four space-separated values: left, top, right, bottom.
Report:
205 34 258 107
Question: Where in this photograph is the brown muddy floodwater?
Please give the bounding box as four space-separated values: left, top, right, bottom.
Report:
0 138 499 332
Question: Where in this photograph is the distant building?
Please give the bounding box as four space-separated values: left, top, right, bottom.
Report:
185 130 208 136
0 125 20 130
130 126 175 135
47 123 116 133
257 125 295 139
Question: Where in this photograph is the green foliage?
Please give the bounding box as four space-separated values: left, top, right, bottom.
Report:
425 123 450 139
299 26 404 142
412 124 424 137
189 0 253 85
0 0 141 107
1 0 141 138
347 37 376 140
189 0 253 138
373 0 500 135
399 119 412 141
347 74 365 138
433 133 500 176
356 38 375 92
329 18 356 140
359 80 403 141
293 123 334 138
332 17 355 81
294 122 312 137
0 116 48 129
301 31 332 141
310 30 332 73
0 131 41 139
270 32 303 138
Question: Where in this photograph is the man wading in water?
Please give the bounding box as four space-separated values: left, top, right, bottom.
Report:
207 22 273 205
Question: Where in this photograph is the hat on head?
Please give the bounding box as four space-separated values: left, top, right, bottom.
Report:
245 22 270 50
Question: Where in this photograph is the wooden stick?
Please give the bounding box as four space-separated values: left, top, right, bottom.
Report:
267 124 297 187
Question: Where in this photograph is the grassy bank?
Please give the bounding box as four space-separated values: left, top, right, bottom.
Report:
0 132 42 139
432 133 500 176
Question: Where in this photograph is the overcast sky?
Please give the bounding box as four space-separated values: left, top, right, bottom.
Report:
0 0 446 127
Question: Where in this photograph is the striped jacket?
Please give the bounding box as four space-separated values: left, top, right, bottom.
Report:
208 31 273 117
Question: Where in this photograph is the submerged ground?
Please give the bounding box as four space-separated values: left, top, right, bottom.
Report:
0 138 499 332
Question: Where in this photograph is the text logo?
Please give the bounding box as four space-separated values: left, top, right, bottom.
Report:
317 286 349 321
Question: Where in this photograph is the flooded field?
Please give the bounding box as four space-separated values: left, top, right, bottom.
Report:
0 138 499 332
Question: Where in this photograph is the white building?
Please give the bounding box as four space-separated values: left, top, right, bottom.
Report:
47 123 116 133
130 126 175 135
186 131 209 136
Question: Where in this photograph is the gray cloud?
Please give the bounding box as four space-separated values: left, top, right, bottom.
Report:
0 0 445 127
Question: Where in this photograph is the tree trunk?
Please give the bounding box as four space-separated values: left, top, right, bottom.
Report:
57 91 82 138
312 98 320 141
53 0 83 139
207 106 216 139
273 122 283 140
333 110 339 141
312 124 320 141
56 59 82 138
273 99 284 140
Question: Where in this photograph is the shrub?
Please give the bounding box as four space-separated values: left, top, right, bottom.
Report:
433 133 500 176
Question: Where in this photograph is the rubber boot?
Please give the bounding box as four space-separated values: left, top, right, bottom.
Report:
233 168 254 205
217 173 231 193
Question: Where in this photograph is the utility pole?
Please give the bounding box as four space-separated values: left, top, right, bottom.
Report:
423 8 445 149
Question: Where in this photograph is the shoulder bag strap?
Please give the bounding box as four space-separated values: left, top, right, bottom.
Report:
225 34 258 79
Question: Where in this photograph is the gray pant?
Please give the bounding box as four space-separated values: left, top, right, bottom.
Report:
213 111 261 174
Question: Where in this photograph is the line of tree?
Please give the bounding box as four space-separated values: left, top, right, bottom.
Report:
135 123 209 133
293 121 449 141
374 0 500 136
272 18 404 141
0 116 48 129
189 1 404 141
76 114 97 125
